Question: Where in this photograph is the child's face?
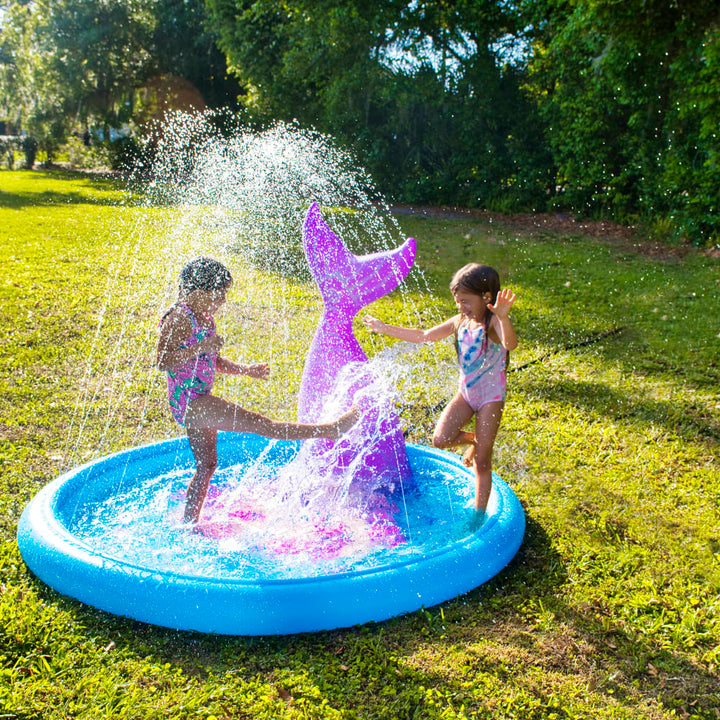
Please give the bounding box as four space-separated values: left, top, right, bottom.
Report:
198 285 229 314
453 289 491 321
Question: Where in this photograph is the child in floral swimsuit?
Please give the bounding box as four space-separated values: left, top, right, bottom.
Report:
165 301 219 424
157 257 359 523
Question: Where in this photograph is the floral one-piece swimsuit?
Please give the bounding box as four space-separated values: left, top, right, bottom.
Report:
164 302 217 425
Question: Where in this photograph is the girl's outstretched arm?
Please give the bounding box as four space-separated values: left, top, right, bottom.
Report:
216 357 270 379
363 315 457 343
488 288 518 351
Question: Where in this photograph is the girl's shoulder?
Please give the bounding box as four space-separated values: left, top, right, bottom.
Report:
159 304 193 334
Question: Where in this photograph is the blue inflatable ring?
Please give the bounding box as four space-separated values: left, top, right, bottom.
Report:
17 434 524 635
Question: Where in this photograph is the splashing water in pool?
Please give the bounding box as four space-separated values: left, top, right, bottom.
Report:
69 346 479 581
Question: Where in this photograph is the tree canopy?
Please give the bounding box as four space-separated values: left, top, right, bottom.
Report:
204 0 549 208
1 0 718 243
0 0 239 159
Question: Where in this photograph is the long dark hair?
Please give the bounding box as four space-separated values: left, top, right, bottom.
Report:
450 263 501 356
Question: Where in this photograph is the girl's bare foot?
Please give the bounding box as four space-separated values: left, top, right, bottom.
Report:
462 443 476 467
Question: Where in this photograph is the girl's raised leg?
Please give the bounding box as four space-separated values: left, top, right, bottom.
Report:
182 397 358 523
432 393 475 451
184 427 218 523
184 395 359 440
472 400 504 512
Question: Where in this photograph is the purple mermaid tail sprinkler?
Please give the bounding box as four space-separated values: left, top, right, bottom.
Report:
297 203 417 502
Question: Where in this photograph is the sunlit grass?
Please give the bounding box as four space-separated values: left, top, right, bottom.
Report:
1 170 718 719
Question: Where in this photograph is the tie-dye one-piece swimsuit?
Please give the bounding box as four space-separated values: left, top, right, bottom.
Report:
457 320 507 411
164 302 217 425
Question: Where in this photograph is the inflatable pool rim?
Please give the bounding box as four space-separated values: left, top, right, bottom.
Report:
17 433 525 635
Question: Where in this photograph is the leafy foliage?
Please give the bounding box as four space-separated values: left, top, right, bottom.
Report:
524 0 720 243
152 0 242 109
0 0 239 162
0 0 157 160
204 0 549 210
202 0 720 243
1 0 719 242
0 134 36 168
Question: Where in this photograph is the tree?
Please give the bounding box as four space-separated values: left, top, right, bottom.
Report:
524 0 720 242
0 0 241 163
204 0 549 207
152 0 241 109
0 0 157 160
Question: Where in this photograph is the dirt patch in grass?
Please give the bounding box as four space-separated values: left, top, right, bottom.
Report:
391 205 719 262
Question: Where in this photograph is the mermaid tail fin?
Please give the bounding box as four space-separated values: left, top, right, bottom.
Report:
303 202 416 316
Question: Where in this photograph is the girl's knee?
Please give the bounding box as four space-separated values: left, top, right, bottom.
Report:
198 458 218 476
432 432 450 449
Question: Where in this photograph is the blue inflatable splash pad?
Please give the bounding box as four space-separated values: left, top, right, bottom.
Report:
17 434 524 635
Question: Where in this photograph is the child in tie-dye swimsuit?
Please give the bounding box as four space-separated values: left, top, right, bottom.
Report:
157 257 360 524
364 263 517 515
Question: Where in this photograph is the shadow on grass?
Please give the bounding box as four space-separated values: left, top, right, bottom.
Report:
514 317 718 391
517 372 720 443
0 187 123 210
0 168 133 208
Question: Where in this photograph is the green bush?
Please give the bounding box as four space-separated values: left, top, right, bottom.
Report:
21 136 38 168
106 135 151 173
526 0 720 246
0 136 16 169
0 136 38 169
60 135 111 170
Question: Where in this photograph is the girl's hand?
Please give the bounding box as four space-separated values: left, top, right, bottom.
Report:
487 288 516 319
363 315 383 333
244 362 270 380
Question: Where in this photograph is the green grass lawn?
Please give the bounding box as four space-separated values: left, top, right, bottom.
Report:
1 170 719 719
